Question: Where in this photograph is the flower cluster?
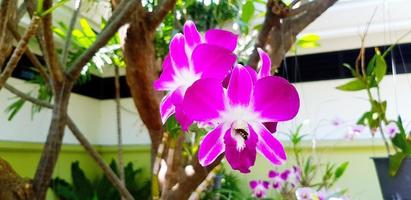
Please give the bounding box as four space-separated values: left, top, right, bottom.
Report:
295 187 349 200
249 180 270 198
154 21 300 173
339 120 400 141
269 166 301 190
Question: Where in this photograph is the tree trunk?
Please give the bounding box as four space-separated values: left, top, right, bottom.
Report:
33 82 72 200
123 13 163 161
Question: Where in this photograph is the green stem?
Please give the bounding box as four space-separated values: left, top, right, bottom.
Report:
365 86 391 156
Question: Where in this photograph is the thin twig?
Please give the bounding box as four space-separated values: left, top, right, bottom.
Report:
152 132 169 200
7 21 50 82
149 0 177 31
114 65 125 188
188 165 221 200
0 16 41 90
62 0 82 66
4 83 53 109
67 0 137 81
66 117 134 200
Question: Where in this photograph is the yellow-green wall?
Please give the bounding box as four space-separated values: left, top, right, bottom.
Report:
1 140 389 200
0 141 151 200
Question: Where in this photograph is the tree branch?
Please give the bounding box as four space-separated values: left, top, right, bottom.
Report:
148 0 177 31
0 16 41 91
41 0 64 84
66 117 134 200
0 0 11 49
66 0 137 81
287 0 338 35
7 21 50 82
248 0 279 69
4 83 53 109
167 154 223 200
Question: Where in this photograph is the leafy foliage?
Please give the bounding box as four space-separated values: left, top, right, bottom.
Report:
50 160 150 200
336 47 411 176
200 168 244 200
286 125 349 193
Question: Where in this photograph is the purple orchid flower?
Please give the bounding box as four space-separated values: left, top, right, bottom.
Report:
330 116 344 127
345 124 365 140
384 122 399 138
288 166 302 188
183 64 300 173
249 180 270 199
268 170 284 190
154 21 238 130
295 187 316 200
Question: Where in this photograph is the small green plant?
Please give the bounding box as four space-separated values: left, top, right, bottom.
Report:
50 160 150 200
336 46 411 176
200 167 243 200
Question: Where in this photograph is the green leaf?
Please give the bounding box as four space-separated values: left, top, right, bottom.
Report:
343 63 357 77
299 33 320 42
336 79 367 91
79 18 97 38
366 54 377 75
334 162 349 179
50 178 78 200
6 98 26 121
389 152 407 176
374 55 387 82
71 161 94 200
241 1 254 23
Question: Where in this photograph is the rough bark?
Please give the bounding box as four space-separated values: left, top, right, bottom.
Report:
0 16 41 90
0 0 16 69
123 8 164 159
33 82 71 200
248 0 338 71
0 157 34 200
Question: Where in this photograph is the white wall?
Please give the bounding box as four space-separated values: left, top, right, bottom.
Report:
2 72 411 145
278 72 411 142
0 78 101 144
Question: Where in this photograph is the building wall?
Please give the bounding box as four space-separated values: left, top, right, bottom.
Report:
0 141 151 200
2 71 411 200
0 140 387 200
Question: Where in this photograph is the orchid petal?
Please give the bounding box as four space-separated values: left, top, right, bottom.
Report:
205 29 238 51
224 127 258 173
268 170 279 178
175 104 193 131
249 181 258 189
153 55 174 91
263 181 270 189
245 65 257 84
159 92 175 124
183 79 225 122
251 123 286 164
192 44 236 79
253 76 300 121
263 122 278 133
170 33 189 69
183 21 202 49
198 125 225 166
227 65 253 106
257 48 271 78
